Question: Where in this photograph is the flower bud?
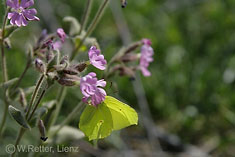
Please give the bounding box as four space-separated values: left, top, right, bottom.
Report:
123 42 142 54
75 62 88 72
37 29 48 46
57 74 80 86
35 58 46 73
63 66 79 75
112 65 136 78
120 53 139 62
4 38 11 49
121 0 127 8
41 38 54 50
38 120 48 142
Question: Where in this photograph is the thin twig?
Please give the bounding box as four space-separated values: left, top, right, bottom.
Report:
70 0 109 60
25 74 45 119
11 57 31 94
27 90 46 121
78 0 93 35
1 7 9 82
47 86 67 128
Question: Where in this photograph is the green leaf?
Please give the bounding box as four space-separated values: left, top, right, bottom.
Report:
0 77 19 88
79 96 138 141
0 25 17 40
63 16 81 36
104 96 138 130
8 105 30 129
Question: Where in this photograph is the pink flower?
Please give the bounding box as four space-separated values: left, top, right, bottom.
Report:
7 0 39 27
88 46 107 70
142 38 152 46
139 39 154 77
57 28 66 43
80 72 107 106
52 41 62 51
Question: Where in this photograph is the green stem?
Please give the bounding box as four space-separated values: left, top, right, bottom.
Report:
70 0 109 60
51 101 83 137
25 74 45 119
78 0 93 35
48 0 109 138
1 7 9 82
47 87 67 128
12 57 31 93
11 75 47 156
27 89 46 121
0 102 8 137
10 128 26 157
0 6 9 137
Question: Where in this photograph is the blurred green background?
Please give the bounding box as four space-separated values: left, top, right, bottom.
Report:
1 0 235 156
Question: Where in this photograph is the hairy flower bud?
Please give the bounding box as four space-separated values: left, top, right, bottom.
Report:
58 74 80 86
121 0 127 8
57 28 66 43
120 53 139 62
63 66 79 75
4 38 11 49
41 38 54 50
35 58 45 73
38 120 48 142
75 62 88 72
112 65 136 78
123 42 142 54
37 29 48 45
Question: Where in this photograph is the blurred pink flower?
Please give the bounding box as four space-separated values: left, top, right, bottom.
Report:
80 72 106 106
139 39 154 77
52 41 62 51
57 28 66 43
7 0 39 27
88 46 107 70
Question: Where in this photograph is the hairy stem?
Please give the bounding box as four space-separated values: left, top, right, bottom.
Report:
1 7 9 82
70 0 109 60
0 6 9 136
11 74 47 156
27 89 46 121
25 74 45 119
78 0 93 35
